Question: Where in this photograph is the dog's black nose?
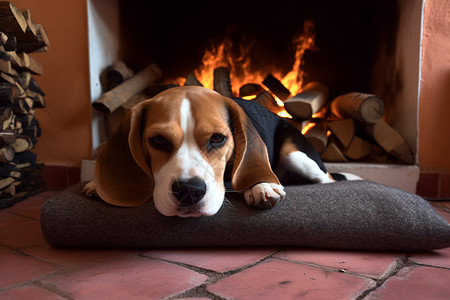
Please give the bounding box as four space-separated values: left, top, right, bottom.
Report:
171 177 207 207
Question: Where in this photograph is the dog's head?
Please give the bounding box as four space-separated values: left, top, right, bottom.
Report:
93 86 278 217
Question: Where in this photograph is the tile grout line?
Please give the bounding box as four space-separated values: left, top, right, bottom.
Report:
140 249 283 299
356 255 414 299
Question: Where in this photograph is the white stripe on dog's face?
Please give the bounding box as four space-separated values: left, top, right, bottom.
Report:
152 98 225 217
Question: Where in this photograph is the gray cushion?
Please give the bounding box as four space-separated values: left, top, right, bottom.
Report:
40 181 450 251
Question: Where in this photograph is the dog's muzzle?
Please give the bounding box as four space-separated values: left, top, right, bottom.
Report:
171 177 207 208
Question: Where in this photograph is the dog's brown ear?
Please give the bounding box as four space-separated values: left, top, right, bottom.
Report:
222 97 280 192
94 101 153 207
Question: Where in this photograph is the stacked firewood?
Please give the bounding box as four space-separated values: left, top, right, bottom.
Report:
186 68 415 165
93 61 414 165
0 1 49 208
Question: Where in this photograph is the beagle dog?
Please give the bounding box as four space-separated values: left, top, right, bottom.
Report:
83 86 340 218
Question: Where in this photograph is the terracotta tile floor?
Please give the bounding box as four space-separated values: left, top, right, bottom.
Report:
0 191 449 299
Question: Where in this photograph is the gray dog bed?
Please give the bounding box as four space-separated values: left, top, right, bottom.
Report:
40 181 450 251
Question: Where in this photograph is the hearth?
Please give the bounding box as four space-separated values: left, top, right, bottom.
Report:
86 0 423 192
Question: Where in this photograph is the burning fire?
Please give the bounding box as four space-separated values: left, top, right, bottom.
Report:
193 20 316 118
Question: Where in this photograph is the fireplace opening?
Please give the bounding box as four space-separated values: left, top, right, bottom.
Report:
87 0 423 192
119 1 394 98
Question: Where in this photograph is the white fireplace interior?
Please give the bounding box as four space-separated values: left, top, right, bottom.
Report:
85 0 423 193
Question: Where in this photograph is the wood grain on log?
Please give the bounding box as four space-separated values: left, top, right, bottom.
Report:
284 81 329 121
93 63 162 113
364 120 415 164
331 92 384 124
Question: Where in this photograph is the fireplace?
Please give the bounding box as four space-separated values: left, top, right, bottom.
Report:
86 0 423 193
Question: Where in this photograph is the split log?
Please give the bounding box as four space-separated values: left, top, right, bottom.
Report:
184 73 203 86
106 61 134 89
17 52 43 75
20 9 37 35
0 57 11 73
93 63 162 113
0 2 27 35
321 142 348 162
0 177 14 190
28 76 44 96
213 67 233 98
0 130 17 144
11 136 33 152
5 50 21 68
0 71 15 84
1 113 14 130
364 120 415 164
331 92 384 124
28 90 45 108
15 24 50 53
34 24 50 48
304 119 328 154
284 82 329 121
343 136 373 161
3 34 16 51
0 31 7 45
253 91 283 115
0 82 18 103
239 83 263 99
0 107 13 128
327 118 355 148
0 144 14 163
262 74 291 101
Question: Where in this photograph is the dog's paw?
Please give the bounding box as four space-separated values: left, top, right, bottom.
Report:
82 181 98 197
244 182 286 208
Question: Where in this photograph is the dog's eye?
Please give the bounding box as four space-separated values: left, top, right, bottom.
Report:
207 133 227 151
149 135 172 152
149 135 167 145
210 133 226 144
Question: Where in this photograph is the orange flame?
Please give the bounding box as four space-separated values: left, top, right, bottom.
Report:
194 20 316 104
281 20 316 96
301 122 316 135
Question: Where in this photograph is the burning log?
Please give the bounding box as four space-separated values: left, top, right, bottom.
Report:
330 92 384 124
262 74 291 101
93 63 162 114
253 91 283 115
239 83 264 99
185 73 203 87
364 120 415 164
327 118 355 148
284 82 329 121
213 67 233 98
321 142 347 162
304 119 328 154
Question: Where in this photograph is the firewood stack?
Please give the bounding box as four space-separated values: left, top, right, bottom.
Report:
0 1 49 208
94 62 414 166
187 68 415 165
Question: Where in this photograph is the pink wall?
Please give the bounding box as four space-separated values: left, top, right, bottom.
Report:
419 0 450 172
12 0 92 167
8 1 450 177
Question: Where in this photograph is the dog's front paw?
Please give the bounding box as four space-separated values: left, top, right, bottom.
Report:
82 180 98 197
244 182 286 208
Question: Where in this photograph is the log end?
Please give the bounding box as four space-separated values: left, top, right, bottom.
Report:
284 98 313 121
361 96 384 124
